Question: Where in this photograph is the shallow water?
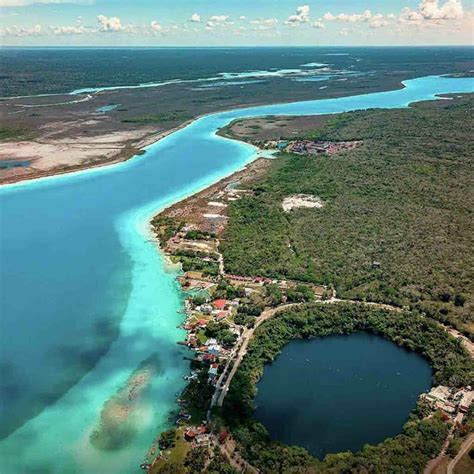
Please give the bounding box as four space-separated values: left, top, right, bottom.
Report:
0 75 473 473
254 333 432 459
0 160 30 169
96 104 121 113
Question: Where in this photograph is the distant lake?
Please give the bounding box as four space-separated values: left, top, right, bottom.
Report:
96 103 121 113
254 333 432 459
0 160 30 169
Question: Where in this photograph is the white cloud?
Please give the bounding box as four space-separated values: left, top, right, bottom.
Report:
400 8 424 23
1 23 42 36
285 5 310 25
400 0 464 23
49 24 91 35
419 0 464 20
209 15 229 23
250 18 278 31
150 20 162 32
206 15 231 30
322 9 395 29
370 17 389 29
323 10 378 23
250 18 278 26
97 15 124 32
1 0 469 43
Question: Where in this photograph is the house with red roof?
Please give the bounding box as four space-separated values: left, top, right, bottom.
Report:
212 299 228 310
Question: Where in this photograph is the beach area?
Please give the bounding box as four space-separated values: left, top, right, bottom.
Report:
0 117 195 185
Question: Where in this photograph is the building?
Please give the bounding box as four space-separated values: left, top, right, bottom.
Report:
254 277 272 284
424 386 451 404
208 344 222 355
459 391 473 413
208 363 219 376
225 274 253 282
194 434 211 448
212 299 229 310
202 354 217 362
184 425 207 442
200 304 213 314
423 385 457 414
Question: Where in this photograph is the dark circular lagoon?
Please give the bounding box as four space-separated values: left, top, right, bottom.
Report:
253 333 432 459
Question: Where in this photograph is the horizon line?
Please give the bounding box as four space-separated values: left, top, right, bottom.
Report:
1 44 474 49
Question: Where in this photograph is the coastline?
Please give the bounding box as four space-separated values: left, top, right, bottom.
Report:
1 74 473 473
3 77 465 189
0 118 195 186
0 79 407 187
144 148 474 472
141 88 474 472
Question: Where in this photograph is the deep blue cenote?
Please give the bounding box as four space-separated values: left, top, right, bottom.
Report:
254 333 432 459
0 74 473 473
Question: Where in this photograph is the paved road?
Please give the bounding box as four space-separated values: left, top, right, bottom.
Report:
212 304 300 407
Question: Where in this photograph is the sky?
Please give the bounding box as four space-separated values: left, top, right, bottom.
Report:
0 0 473 46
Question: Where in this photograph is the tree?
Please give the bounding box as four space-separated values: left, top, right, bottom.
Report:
158 429 177 450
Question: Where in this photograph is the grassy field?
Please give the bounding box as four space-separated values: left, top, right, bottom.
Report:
220 95 474 334
0 126 33 141
150 428 190 474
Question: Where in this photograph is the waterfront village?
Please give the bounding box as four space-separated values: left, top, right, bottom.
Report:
257 139 363 156
141 158 473 473
145 214 328 471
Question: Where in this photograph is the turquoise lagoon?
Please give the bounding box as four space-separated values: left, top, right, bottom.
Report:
0 76 473 473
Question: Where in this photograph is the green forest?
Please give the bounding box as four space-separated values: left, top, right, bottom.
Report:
220 96 474 335
221 303 473 473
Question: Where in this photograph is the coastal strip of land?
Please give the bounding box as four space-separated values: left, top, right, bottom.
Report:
0 117 196 185
144 94 473 473
0 72 407 185
3 67 472 186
